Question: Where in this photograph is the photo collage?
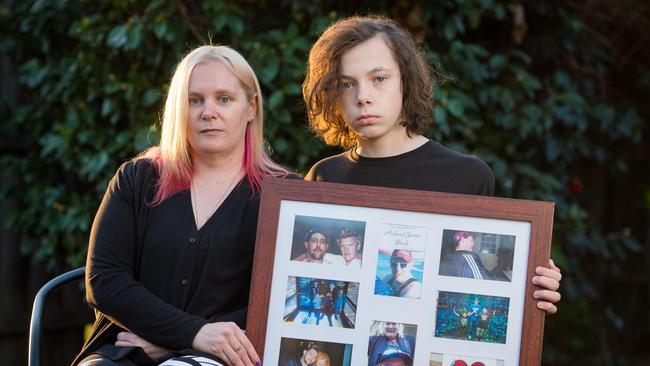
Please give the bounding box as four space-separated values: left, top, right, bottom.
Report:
268 203 529 366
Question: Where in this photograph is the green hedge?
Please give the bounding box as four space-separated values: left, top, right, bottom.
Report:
1 1 648 364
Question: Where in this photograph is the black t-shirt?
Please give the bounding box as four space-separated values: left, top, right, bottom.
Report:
305 140 494 196
75 158 263 363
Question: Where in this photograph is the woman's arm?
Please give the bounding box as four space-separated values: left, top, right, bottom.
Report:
86 161 206 349
115 332 170 361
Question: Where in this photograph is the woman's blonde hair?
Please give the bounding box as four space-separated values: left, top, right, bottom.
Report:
373 321 404 337
315 351 330 366
146 45 287 204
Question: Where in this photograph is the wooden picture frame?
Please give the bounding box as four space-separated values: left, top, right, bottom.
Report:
247 178 553 366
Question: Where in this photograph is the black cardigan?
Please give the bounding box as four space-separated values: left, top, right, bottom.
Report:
74 159 262 364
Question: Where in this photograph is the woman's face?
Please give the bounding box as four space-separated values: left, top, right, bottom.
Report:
383 322 398 337
186 61 256 160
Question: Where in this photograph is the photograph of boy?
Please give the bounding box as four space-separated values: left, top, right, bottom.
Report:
278 338 352 366
368 321 417 366
434 291 509 344
374 249 424 299
283 276 359 328
290 215 365 267
375 349 413 366
439 230 515 282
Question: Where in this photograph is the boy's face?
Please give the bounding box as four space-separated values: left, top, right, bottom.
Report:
338 35 404 145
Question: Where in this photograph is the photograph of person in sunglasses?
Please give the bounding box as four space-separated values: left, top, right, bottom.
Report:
374 249 423 299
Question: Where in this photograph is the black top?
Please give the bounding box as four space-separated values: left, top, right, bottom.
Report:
305 140 494 196
75 158 265 363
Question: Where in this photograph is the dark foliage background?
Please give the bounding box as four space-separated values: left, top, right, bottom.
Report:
1 0 648 364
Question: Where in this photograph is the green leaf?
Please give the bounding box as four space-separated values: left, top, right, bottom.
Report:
142 88 161 106
284 83 301 96
267 90 284 110
274 137 289 153
446 99 464 118
134 125 158 150
30 0 49 12
258 57 279 85
101 99 114 117
229 18 244 36
277 109 291 124
107 24 128 49
153 20 169 40
125 23 144 50
145 0 166 13
212 14 228 32
443 22 456 40
489 54 507 71
545 137 560 161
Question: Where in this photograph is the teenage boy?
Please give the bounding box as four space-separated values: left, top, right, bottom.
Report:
302 15 561 314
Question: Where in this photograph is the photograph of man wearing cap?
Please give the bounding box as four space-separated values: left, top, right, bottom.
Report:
439 231 490 280
375 249 423 298
368 321 416 366
376 348 413 366
293 229 331 263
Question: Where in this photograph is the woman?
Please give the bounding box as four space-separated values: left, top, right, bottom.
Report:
367 321 415 366
74 45 289 366
314 352 330 366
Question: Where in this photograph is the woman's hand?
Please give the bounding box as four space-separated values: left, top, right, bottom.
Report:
192 322 260 366
532 259 562 314
115 331 170 361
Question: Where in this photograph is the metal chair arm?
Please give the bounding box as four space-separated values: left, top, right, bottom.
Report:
28 267 85 366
